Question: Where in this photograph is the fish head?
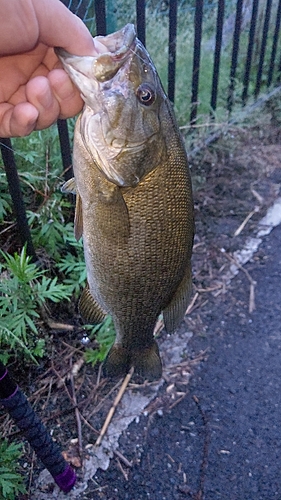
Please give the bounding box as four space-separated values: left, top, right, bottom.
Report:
55 24 167 187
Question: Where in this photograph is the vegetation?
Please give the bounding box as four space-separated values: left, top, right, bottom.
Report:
0 440 27 500
0 245 72 364
84 316 116 367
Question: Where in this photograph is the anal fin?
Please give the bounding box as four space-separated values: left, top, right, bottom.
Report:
79 283 106 324
163 261 193 334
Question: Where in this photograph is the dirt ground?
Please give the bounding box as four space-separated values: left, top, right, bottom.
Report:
1 95 281 499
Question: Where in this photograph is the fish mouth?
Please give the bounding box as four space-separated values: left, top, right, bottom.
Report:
55 24 136 84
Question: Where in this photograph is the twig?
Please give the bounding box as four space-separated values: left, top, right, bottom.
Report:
224 252 256 313
69 357 83 459
47 320 75 331
169 393 187 410
193 395 210 500
233 206 259 237
71 357 85 378
79 413 100 436
41 377 53 410
96 367 134 446
195 284 223 293
251 188 264 204
96 363 103 386
153 317 164 336
185 292 199 315
114 450 132 468
28 451 36 499
116 458 129 481
86 379 122 420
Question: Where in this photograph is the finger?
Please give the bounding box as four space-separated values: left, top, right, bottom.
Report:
34 0 96 56
0 102 39 137
48 68 84 119
25 75 60 130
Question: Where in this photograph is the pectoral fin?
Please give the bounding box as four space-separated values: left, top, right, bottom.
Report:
163 261 193 334
79 283 106 324
98 181 130 241
74 193 83 241
61 177 76 194
61 177 83 240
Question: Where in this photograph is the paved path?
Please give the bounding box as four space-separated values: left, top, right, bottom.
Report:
95 224 281 499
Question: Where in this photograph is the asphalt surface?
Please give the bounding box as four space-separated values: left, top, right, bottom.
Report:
95 223 281 499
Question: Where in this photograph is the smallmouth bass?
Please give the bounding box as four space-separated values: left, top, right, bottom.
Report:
56 24 194 380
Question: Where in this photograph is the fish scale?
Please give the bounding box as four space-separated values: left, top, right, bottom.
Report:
56 24 194 380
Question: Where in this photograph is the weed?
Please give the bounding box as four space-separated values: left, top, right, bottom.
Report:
0 246 72 364
84 316 116 367
0 440 27 500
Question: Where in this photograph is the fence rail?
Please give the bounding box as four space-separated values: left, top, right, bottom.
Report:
1 0 281 258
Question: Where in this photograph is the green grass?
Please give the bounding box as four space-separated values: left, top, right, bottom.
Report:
0 440 27 500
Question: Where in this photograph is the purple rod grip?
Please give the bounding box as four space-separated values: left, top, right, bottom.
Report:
0 361 77 493
54 464 77 493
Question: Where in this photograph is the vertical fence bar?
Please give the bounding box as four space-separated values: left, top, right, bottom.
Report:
136 0 146 46
210 0 225 117
0 139 37 261
254 0 273 97
168 0 178 103
190 0 203 125
106 0 117 34
94 0 107 35
267 0 281 87
242 0 259 105
57 120 73 181
227 0 243 114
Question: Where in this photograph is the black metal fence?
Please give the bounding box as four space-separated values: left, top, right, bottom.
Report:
1 0 281 259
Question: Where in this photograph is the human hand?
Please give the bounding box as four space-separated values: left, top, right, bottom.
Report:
0 0 97 137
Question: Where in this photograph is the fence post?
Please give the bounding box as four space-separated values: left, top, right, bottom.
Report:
210 0 225 117
190 0 203 125
136 0 146 46
227 0 243 114
94 0 107 35
0 139 37 261
267 0 281 87
255 0 273 97
242 0 260 105
57 119 73 181
168 0 178 104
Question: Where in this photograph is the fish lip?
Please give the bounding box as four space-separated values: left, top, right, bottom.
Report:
54 23 136 80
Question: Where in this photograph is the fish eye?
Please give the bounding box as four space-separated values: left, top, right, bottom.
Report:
136 84 156 106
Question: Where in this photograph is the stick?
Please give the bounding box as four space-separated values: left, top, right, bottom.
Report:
114 449 132 468
224 252 256 313
69 358 83 459
96 367 134 446
185 292 199 315
233 207 259 237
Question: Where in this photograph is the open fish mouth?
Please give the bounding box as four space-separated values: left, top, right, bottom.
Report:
55 24 137 83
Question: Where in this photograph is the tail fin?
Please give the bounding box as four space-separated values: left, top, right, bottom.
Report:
103 345 130 378
104 340 162 381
